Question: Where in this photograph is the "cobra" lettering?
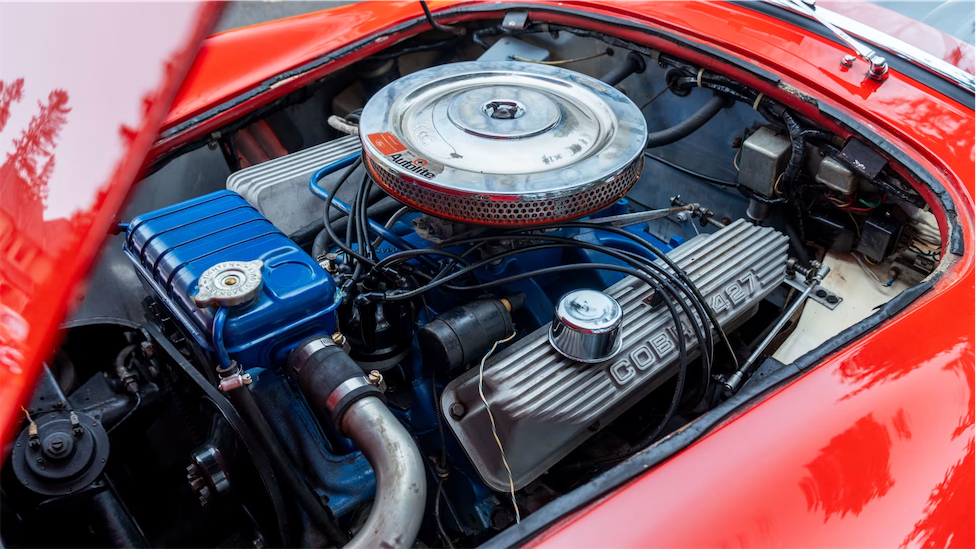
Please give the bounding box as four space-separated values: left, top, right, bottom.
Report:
608 269 765 387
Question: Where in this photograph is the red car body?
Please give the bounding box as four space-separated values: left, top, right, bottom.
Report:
1 2 972 547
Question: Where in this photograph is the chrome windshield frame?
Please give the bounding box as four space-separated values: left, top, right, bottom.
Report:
760 0 976 94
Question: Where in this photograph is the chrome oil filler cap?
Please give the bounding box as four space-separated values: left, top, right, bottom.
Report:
359 61 648 226
549 289 623 363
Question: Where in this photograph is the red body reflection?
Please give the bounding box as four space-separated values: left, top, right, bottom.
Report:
0 3 221 448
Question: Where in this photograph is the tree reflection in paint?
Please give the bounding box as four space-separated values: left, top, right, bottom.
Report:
901 438 975 549
944 354 975 441
0 80 71 315
799 414 895 522
0 79 25 132
2 87 71 206
838 342 971 402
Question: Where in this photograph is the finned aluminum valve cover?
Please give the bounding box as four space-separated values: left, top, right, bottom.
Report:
359 61 648 226
442 220 789 491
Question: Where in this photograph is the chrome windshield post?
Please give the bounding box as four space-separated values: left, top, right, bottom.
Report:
789 0 889 81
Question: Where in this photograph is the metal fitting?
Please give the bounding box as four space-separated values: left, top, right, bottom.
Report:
116 364 139 394
866 57 889 81
140 340 155 358
366 370 387 393
319 253 339 274
69 411 84 437
325 377 371 416
186 464 211 507
218 372 252 392
332 332 351 353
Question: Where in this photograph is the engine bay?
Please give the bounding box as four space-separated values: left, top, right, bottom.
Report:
2 13 948 549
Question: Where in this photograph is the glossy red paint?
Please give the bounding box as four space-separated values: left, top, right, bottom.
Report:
0 2 221 450
3 1 973 546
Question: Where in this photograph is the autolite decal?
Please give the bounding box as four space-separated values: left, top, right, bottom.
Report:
367 132 444 179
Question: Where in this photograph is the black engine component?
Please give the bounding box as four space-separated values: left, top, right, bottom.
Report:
837 137 888 180
11 408 110 497
418 294 524 377
855 205 908 262
339 281 417 371
807 207 857 254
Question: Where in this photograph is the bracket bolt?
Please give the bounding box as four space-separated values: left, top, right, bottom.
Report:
449 402 466 420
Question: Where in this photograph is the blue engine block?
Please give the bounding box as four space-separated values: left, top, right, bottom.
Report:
126 185 687 538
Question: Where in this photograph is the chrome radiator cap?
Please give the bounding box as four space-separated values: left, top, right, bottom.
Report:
359 61 647 226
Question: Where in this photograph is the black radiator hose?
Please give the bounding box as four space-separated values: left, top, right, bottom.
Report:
288 337 426 549
600 51 646 87
645 94 728 148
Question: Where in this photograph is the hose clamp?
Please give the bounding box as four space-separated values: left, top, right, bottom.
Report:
752 92 765 111
288 336 336 376
326 377 370 415
218 372 252 392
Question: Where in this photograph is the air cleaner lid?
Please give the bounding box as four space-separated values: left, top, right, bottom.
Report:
359 61 647 226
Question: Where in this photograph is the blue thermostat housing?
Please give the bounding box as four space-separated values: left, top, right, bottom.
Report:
125 190 339 367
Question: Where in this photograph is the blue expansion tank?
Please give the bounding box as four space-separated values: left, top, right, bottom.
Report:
124 190 340 368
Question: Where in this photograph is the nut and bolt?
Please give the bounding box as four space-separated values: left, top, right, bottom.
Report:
840 55 856 68
867 57 889 81
42 432 73 460
186 464 211 507
449 402 466 420
332 332 351 353
815 289 828 298
826 294 839 304
198 486 211 507
367 370 387 393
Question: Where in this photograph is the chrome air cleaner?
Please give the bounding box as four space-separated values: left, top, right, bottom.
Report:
359 61 647 226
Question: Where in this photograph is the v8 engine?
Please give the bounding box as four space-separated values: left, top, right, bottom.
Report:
5 23 937 549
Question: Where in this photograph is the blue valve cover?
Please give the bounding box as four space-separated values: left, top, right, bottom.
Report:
125 191 339 367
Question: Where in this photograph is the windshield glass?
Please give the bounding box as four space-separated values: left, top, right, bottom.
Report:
820 0 975 75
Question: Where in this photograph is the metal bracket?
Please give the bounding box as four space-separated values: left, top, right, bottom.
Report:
784 276 842 310
502 11 530 31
